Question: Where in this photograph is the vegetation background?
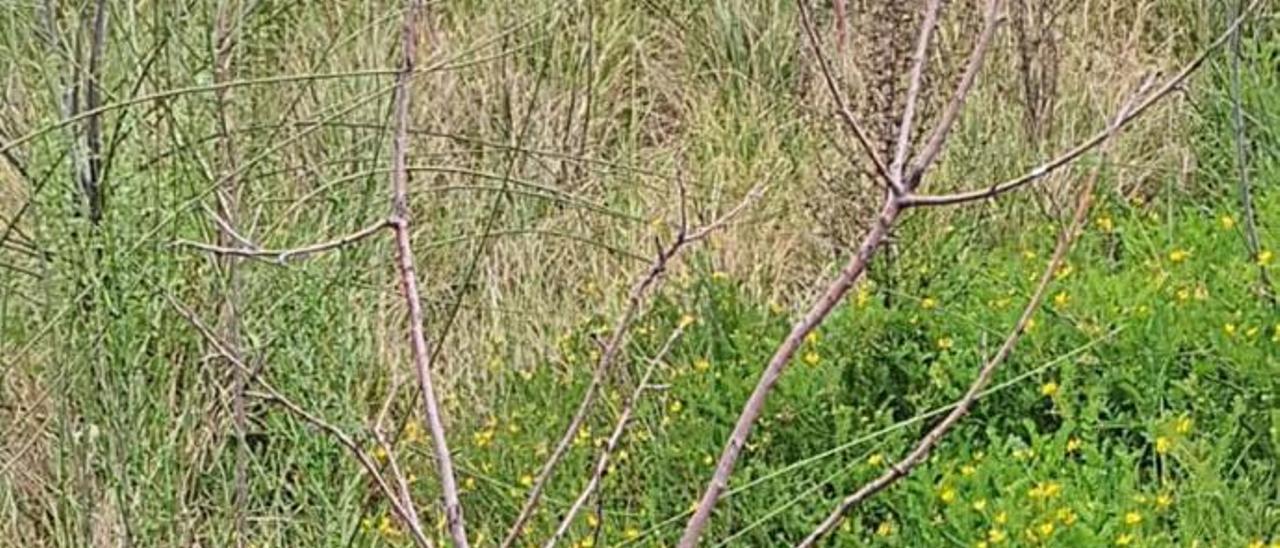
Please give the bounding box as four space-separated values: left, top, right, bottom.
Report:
0 0 1276 546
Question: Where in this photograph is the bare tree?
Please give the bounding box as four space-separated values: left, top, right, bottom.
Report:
678 2 1258 546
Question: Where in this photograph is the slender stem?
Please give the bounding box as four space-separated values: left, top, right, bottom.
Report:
891 0 942 186
680 197 900 547
166 295 433 547
388 2 469 546
794 0 894 190
502 184 764 548
901 5 1254 207
906 0 1002 185
1227 0 1274 303
796 87 1143 546
544 326 687 548
175 219 390 262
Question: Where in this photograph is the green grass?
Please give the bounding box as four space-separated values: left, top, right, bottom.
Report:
1 1 1277 547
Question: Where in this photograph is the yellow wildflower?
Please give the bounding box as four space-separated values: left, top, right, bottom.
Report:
995 511 1009 525
711 271 729 280
1224 323 1237 336
1116 533 1135 546
376 515 400 538
1055 264 1074 280
1155 436 1172 455
806 331 820 344
679 314 696 328
1041 382 1059 397
702 454 714 466
669 400 684 413
937 337 954 350
586 513 599 528
520 474 534 488
371 446 388 462
1221 215 1236 229
1175 416 1193 434
1155 493 1173 509
988 528 1008 543
1028 481 1062 500
1176 288 1192 302
1097 216 1114 232
922 297 938 309
856 286 872 307
1259 250 1274 266
961 464 977 476
1169 249 1191 263
1037 521 1055 538
464 477 476 490
803 351 820 366
876 520 895 537
940 487 957 504
624 528 641 541
973 499 988 511
1247 540 1264 548
1053 291 1070 309
1023 249 1038 260
867 453 886 467
1066 437 1082 453
1124 511 1142 526
693 358 711 373
1057 508 1078 526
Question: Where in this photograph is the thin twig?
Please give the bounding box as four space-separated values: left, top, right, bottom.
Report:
502 185 765 548
175 219 390 262
795 0 893 190
905 0 1002 186
544 326 687 548
388 2 469 546
900 4 1255 207
680 195 900 547
164 295 432 547
796 85 1144 547
890 0 942 185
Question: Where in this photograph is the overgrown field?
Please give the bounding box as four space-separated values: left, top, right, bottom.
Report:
1 1 1276 547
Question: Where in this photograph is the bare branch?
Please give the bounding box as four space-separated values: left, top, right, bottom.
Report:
387 1 470 546
503 185 765 548
890 0 942 185
680 196 900 547
174 219 390 262
797 81 1145 548
545 326 687 548
900 4 1255 208
906 0 1002 185
795 0 893 190
164 295 432 547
